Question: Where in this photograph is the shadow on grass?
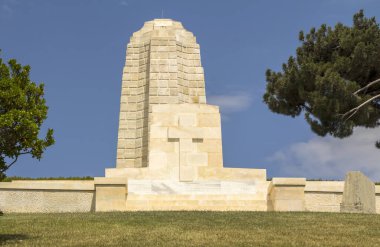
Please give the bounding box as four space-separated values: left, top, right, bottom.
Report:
0 234 29 244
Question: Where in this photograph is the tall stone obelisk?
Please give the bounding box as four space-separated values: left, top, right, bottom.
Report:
117 19 207 168
96 19 266 211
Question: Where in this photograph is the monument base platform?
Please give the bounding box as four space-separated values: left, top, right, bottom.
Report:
105 167 267 181
125 194 267 211
123 179 268 211
1 178 380 213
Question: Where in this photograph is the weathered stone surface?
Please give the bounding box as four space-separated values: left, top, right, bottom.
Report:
268 178 306 212
0 181 95 213
111 104 225 181
116 19 207 168
340 171 376 214
94 178 128 212
304 181 344 213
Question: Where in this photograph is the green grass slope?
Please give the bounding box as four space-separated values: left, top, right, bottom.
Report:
1 212 380 247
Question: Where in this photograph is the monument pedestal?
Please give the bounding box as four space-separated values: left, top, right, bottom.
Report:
101 104 268 211
124 180 268 211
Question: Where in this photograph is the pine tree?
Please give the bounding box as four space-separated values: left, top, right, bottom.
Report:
264 10 380 146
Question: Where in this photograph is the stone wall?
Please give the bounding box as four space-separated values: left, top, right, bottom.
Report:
305 181 380 214
0 180 95 213
304 181 344 212
1 179 379 213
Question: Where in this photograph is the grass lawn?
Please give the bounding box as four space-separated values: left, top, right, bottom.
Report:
1 211 380 247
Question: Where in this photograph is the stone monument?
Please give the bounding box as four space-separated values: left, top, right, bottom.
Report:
340 171 376 214
95 19 267 211
0 19 378 213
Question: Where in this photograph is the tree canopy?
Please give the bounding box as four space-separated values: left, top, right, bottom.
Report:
264 10 380 144
0 54 54 179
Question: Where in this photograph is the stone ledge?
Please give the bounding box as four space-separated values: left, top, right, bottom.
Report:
94 177 128 185
0 180 95 191
127 180 259 195
105 168 158 179
198 167 267 181
272 178 306 186
305 181 344 193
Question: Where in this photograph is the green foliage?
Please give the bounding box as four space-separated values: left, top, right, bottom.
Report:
264 10 380 140
0 53 54 179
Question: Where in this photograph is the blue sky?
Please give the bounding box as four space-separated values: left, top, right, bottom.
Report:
1 0 380 180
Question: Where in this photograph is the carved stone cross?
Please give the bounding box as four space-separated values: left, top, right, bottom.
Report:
167 114 207 182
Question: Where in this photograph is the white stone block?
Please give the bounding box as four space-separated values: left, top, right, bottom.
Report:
180 166 194 182
179 138 194 152
187 153 208 166
149 152 168 170
179 114 196 127
150 126 168 138
167 127 203 139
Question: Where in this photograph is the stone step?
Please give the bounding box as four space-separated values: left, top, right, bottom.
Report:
125 199 267 211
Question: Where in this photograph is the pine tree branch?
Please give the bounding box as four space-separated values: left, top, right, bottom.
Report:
353 78 380 95
343 93 380 121
0 151 32 173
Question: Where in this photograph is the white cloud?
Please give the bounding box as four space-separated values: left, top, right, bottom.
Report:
207 92 253 114
267 127 380 181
